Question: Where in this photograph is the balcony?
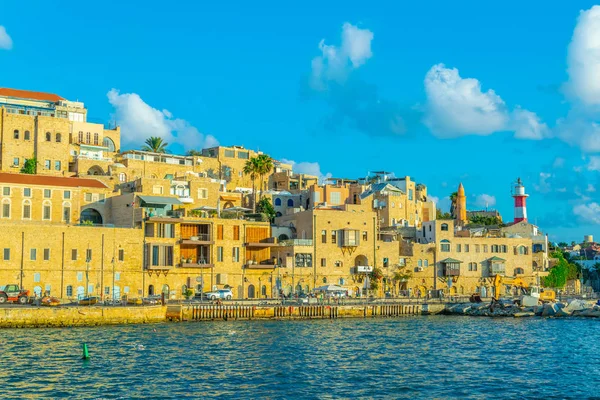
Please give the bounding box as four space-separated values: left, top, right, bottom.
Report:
179 196 194 204
181 262 214 269
145 264 174 271
279 239 313 246
245 237 278 247
440 258 461 277
181 233 213 245
245 259 278 269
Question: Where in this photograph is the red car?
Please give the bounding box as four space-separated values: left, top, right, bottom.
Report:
0 284 30 304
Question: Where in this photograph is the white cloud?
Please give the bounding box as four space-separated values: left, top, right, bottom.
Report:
0 26 12 50
553 157 565 168
474 194 496 209
556 113 600 153
588 156 600 171
534 172 552 193
511 107 550 140
424 64 508 137
280 158 332 183
428 195 440 205
107 89 218 151
566 6 600 105
311 23 373 88
573 202 600 224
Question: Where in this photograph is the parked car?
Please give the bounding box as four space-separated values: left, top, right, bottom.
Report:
0 284 30 304
203 289 233 300
143 295 162 305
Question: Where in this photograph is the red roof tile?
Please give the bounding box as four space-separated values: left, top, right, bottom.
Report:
0 88 64 102
0 173 107 189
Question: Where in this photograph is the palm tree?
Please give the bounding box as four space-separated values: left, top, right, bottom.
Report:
256 154 274 200
141 136 168 153
243 157 261 212
449 191 458 218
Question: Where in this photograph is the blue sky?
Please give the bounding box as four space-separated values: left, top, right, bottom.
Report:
2 1 600 242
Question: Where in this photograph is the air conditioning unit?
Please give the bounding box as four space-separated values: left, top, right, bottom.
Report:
416 267 424 272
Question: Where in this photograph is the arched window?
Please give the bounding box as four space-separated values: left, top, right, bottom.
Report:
247 284 255 299
78 131 84 143
424 260 429 267
42 200 52 221
93 133 99 145
440 239 450 252
261 285 267 297
441 223 448 231
118 173 126 182
148 285 155 295
24 131 30 140
514 267 525 275
287 199 294 207
275 212 282 217
13 129 19 139
62 201 72 223
45 132 51 142
274 198 282 206
56 133 61 143
417 259 422 267
22 199 31 220
103 137 116 152
86 132 91 144
517 245 527 255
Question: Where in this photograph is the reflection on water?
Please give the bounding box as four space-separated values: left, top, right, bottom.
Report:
1 317 599 399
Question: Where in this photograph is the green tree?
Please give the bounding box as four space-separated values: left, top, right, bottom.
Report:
257 197 276 222
243 157 261 212
469 215 502 226
368 267 384 292
20 157 37 174
141 136 168 153
449 191 458 217
544 251 582 288
557 242 569 248
436 208 453 219
256 154 274 200
186 149 202 156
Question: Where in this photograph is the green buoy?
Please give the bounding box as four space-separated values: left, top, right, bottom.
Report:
82 343 90 360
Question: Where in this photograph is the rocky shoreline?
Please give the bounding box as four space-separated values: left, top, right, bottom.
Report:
445 299 600 318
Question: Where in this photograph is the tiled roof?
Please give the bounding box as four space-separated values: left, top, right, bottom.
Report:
0 88 64 102
0 173 107 189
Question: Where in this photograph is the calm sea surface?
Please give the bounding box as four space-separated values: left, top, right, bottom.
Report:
1 316 599 399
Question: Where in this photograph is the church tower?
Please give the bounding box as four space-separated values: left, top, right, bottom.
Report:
456 183 467 225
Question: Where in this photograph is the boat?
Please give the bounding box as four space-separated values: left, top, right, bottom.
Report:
40 296 61 306
78 296 99 306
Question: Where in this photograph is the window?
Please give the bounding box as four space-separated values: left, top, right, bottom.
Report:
72 249 78 261
275 198 282 206
330 192 342 205
3 248 9 261
320 258 327 267
331 230 337 244
77 272 83 281
408 189 414 201
86 132 91 144
424 260 429 267
54 161 61 171
217 225 223 240
63 190 71 199
465 244 469 253
3 187 10 196
483 245 488 253
418 259 423 267
78 131 84 143
517 246 528 255
23 188 31 197
440 240 450 252
217 246 224 262
475 244 480 253
152 185 163 195
295 253 312 267
514 267 525 275
13 129 19 139
43 202 51 220
118 249 124 261
44 189 51 198
491 245 499 253
321 230 327 244
197 188 208 199
63 205 71 223
118 173 126 183
103 137 116 152
441 223 448 231
287 199 294 207
2 201 10 219
224 149 235 158
66 285 73 297
12 158 19 167
363 231 368 241
232 247 240 262
85 193 92 202
156 223 175 238
86 249 92 261
22 201 31 219
237 151 249 159
341 230 359 246
43 249 50 261
30 249 37 261
468 262 478 271
456 244 461 252
24 130 30 140
233 226 240 240
45 132 51 141
33 273 40 282
115 272 120 281
94 133 99 145
56 133 61 142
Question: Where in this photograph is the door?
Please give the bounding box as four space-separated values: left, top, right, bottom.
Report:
247 284 255 298
77 286 85 299
148 285 155 296
113 286 121 301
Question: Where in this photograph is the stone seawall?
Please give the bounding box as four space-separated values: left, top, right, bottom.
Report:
0 306 166 328
0 303 448 328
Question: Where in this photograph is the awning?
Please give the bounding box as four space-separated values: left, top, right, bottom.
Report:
220 194 240 202
138 195 182 206
488 256 506 262
439 258 462 263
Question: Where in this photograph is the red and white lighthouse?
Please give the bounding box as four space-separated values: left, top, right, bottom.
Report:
512 177 528 223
